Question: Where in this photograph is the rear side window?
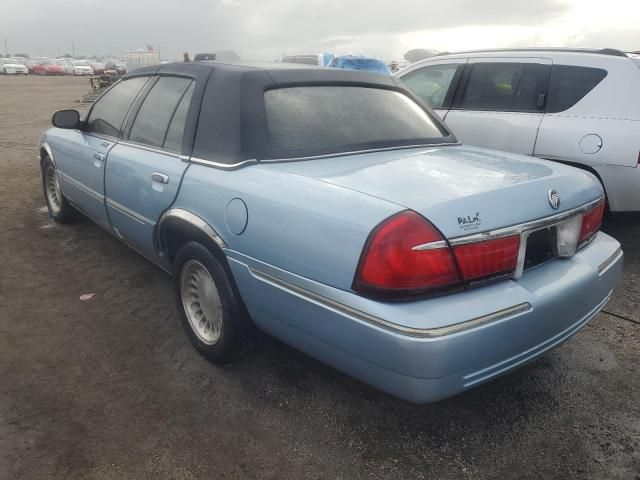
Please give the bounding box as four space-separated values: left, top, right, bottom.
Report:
460 63 546 112
86 77 148 137
129 77 193 149
401 64 459 108
264 86 448 158
164 82 195 152
546 65 607 113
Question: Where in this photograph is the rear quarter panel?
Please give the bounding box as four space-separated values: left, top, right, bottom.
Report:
172 163 402 290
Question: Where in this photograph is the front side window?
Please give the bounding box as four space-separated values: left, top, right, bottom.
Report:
86 77 149 137
460 62 545 112
128 77 193 149
401 64 459 108
264 86 448 158
546 65 607 113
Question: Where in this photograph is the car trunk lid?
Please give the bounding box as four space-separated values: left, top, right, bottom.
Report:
267 145 603 239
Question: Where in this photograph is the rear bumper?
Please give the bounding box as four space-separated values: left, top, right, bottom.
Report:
594 164 640 212
228 232 623 403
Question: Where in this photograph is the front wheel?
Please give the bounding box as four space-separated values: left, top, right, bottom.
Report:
42 157 77 223
175 242 253 363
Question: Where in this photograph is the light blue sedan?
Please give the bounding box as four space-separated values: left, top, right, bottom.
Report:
40 62 623 403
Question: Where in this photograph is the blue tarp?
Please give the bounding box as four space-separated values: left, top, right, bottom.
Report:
329 55 391 75
321 52 334 67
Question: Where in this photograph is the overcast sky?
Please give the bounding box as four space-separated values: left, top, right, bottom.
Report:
1 0 638 60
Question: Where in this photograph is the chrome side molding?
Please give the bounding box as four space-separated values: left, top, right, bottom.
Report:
249 267 531 338
187 157 259 170
107 198 155 226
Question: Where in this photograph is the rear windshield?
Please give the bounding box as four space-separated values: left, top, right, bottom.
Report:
264 86 448 158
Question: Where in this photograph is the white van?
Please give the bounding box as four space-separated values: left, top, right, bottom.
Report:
396 48 640 212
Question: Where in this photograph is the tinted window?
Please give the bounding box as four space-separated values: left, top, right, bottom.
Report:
265 86 447 157
86 77 148 137
129 77 193 148
164 82 195 152
461 63 545 112
401 64 459 108
546 65 607 113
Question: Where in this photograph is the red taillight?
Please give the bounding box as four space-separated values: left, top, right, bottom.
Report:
452 236 521 282
353 211 461 298
579 200 605 243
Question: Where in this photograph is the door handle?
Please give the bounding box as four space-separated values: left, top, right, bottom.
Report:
151 172 169 184
93 152 105 161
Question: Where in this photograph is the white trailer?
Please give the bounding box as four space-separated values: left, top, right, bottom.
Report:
124 50 160 71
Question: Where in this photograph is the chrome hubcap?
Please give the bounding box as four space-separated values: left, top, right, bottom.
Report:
45 165 62 214
180 260 223 345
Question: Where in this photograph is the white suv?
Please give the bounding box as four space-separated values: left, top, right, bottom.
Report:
396 48 640 212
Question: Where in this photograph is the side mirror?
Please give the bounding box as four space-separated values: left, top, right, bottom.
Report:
52 109 81 129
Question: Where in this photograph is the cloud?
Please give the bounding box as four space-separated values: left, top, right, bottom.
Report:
0 0 637 61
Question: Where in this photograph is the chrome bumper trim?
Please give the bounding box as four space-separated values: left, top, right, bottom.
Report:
598 247 623 274
249 268 531 338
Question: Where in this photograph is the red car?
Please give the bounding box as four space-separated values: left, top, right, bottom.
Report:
89 61 105 75
34 59 66 76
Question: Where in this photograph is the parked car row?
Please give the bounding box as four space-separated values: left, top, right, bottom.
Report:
39 57 624 403
0 57 127 76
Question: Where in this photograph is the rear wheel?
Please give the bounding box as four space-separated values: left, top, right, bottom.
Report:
175 242 253 363
42 157 77 223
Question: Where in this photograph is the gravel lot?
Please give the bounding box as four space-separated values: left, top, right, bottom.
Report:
1 75 639 480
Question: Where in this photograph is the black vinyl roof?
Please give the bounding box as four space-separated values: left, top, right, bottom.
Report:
122 62 455 165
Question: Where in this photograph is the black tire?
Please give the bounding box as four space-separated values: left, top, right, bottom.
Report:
41 156 78 223
174 241 253 363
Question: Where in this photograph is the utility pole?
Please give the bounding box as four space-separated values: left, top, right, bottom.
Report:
72 41 75 58
3 38 8 56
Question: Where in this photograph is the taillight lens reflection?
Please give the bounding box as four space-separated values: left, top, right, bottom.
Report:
453 236 521 282
579 200 605 243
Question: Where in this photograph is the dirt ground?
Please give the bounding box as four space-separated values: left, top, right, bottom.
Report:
1 75 639 480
